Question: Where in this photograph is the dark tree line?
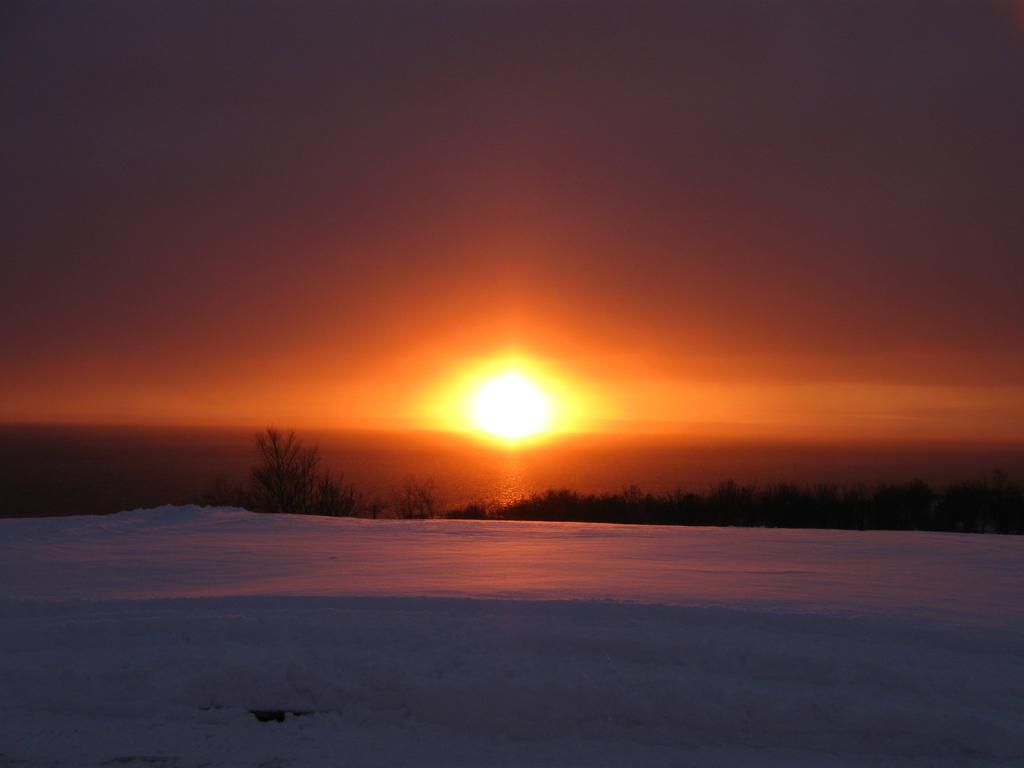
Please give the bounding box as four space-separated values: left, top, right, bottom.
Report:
205 429 1022 533
454 473 1024 534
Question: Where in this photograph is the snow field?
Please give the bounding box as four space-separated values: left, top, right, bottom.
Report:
1 507 1022 766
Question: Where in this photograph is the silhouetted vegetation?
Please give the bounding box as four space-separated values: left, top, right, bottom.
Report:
200 473 249 508
444 502 491 520
393 475 438 519
202 428 1023 533
447 473 1024 534
202 428 358 516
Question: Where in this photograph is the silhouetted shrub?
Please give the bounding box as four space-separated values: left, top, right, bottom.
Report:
937 470 1023 534
248 428 358 516
364 499 386 520
309 469 359 517
445 502 491 520
393 475 437 519
705 480 757 526
200 473 249 508
870 481 934 530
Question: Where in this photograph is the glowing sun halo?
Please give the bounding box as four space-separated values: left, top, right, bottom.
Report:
470 371 552 440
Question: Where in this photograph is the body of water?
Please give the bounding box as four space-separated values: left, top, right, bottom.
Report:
2 424 1023 517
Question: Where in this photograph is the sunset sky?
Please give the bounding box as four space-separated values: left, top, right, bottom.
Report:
3 0 1023 440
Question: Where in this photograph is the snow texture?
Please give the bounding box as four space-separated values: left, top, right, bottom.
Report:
1 506 1022 767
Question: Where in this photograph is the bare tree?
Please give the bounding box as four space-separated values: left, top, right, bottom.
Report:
393 475 437 519
310 468 359 517
249 428 357 516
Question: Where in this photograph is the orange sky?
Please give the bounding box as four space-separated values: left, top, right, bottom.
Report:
2 1 1023 441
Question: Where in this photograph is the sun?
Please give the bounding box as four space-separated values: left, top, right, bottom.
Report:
470 371 552 440
426 353 588 439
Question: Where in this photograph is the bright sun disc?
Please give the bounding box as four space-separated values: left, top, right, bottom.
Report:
471 371 551 440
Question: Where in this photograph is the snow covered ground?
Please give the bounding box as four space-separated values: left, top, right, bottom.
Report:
1 507 1022 767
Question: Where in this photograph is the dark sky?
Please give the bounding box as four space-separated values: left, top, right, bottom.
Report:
2 1 1023 437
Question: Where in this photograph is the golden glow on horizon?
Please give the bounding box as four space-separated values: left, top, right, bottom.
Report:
470 371 551 440
422 353 592 441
